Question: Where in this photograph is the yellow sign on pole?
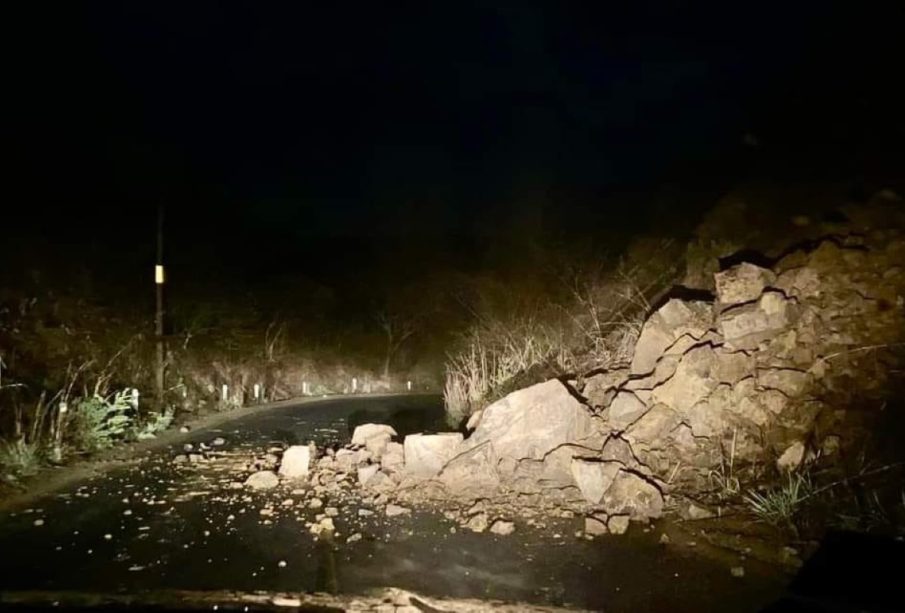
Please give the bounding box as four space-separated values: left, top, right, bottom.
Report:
155 265 165 285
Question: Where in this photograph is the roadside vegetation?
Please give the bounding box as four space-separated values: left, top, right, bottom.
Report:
0 259 440 486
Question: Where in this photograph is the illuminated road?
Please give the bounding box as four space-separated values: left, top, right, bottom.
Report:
0 395 786 611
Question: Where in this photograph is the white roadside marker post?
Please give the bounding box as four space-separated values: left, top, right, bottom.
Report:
352 377 358 393
407 380 412 391
221 385 229 402
253 383 261 401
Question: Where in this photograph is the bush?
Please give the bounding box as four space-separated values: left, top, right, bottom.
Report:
744 471 813 525
72 390 135 451
0 438 43 482
133 407 174 440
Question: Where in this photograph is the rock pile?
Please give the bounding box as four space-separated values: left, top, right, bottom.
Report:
350 202 905 534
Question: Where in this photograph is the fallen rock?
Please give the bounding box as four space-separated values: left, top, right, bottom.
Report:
245 471 279 490
358 464 380 485
278 445 311 479
602 471 664 520
466 379 597 470
606 391 649 429
362 470 395 491
380 442 405 473
464 512 489 533
351 423 398 446
582 369 630 409
650 345 720 413
584 516 608 536
715 263 777 307
489 520 515 535
777 441 806 472
607 515 630 535
718 291 792 350
570 459 620 504
335 449 357 471
385 504 411 517
631 299 713 375
403 433 464 477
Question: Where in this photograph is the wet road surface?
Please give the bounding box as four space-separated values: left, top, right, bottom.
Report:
0 395 788 611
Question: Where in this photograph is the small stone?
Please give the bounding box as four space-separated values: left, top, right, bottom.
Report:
325 507 339 517
244 471 279 491
212 437 226 446
347 533 362 543
607 515 630 535
385 504 411 517
358 508 375 517
659 533 671 545
465 512 489 533
777 441 806 472
183 443 194 452
584 517 608 536
490 520 515 535
308 498 323 509
104 533 112 540
278 560 287 568
33 519 44 527
179 426 190 433
731 566 745 578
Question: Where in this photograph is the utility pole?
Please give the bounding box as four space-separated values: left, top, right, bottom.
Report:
155 203 166 410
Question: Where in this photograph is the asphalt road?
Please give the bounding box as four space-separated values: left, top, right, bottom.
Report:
0 395 788 611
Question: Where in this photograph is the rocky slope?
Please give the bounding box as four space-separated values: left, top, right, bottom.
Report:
231 198 905 539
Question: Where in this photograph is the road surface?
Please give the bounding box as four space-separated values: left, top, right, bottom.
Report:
0 395 788 611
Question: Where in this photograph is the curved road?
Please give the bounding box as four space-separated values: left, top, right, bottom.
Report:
0 394 786 611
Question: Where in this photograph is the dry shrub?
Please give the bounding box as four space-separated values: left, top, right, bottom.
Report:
444 238 683 423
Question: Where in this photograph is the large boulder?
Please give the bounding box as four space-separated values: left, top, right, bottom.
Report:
403 433 464 478
718 291 792 350
650 345 720 413
582 369 630 409
714 263 777 307
380 442 405 473
631 299 713 375
601 470 664 519
571 458 621 504
352 423 398 446
438 440 500 492
278 445 311 479
606 391 648 429
467 379 597 465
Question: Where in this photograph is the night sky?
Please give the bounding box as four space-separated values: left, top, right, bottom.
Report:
6 2 904 288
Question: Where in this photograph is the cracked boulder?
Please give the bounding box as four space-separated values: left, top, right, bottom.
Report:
601 470 664 520
570 458 621 504
630 299 714 375
718 291 793 350
606 391 649 429
403 433 464 478
715 263 777 307
467 379 597 466
650 344 720 413
582 369 630 409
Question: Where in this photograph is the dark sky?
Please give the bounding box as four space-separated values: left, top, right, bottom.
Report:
6 2 905 286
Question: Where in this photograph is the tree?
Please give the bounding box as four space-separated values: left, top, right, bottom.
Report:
375 309 419 380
